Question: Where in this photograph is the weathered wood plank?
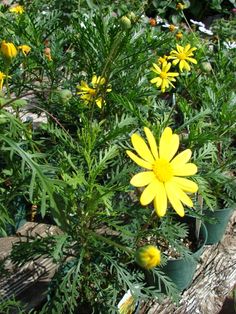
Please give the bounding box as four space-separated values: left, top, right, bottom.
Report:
142 211 236 314
0 222 60 307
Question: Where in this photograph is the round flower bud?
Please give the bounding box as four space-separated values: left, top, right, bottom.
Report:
1 41 17 59
58 89 72 104
120 16 132 30
200 61 212 72
128 12 136 22
135 245 161 270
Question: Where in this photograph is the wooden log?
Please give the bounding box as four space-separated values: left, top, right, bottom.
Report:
142 211 236 314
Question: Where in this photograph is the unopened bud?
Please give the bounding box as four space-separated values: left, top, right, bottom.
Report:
120 16 131 30
135 245 161 270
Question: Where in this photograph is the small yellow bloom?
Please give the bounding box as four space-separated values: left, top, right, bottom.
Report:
176 3 185 10
150 61 179 93
0 71 10 90
135 245 161 269
176 32 183 40
77 75 111 109
168 44 197 72
18 45 31 56
169 24 176 32
9 5 24 14
1 41 18 59
158 55 168 64
126 127 198 217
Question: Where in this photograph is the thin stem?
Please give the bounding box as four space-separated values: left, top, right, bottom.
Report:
88 229 133 255
165 93 177 128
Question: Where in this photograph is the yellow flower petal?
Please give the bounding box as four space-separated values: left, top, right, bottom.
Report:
183 60 191 71
140 179 159 206
187 57 197 64
165 182 185 216
131 133 155 163
171 177 198 193
126 151 152 170
130 171 156 187
159 127 172 158
176 44 184 53
152 63 161 73
159 128 179 161
150 77 162 86
170 149 192 168
172 59 179 66
144 127 159 159
153 181 167 217
184 44 191 53
91 75 97 86
173 163 198 176
167 181 193 207
95 97 103 108
179 60 185 72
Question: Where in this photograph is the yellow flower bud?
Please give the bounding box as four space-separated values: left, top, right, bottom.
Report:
176 3 185 10
135 245 161 270
176 32 183 40
1 41 18 59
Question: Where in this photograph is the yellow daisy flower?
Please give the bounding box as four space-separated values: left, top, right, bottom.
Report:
77 75 111 108
168 44 197 72
18 45 31 56
9 5 24 14
126 127 198 217
150 61 179 93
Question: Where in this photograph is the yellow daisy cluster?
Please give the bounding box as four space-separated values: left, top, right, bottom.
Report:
127 127 198 217
151 44 197 92
77 75 112 108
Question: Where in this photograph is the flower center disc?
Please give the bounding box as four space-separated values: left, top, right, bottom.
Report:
160 72 167 79
152 159 173 182
178 52 186 60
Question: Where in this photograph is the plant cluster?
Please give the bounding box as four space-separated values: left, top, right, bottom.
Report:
0 0 235 313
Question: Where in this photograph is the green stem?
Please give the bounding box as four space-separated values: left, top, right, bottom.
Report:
165 93 177 128
88 229 133 255
5 64 10 98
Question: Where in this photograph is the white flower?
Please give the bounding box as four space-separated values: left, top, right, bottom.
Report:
190 19 205 27
223 41 236 49
162 22 178 29
198 26 213 36
156 16 163 24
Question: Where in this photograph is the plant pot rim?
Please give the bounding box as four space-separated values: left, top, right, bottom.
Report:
163 222 208 263
206 206 235 212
